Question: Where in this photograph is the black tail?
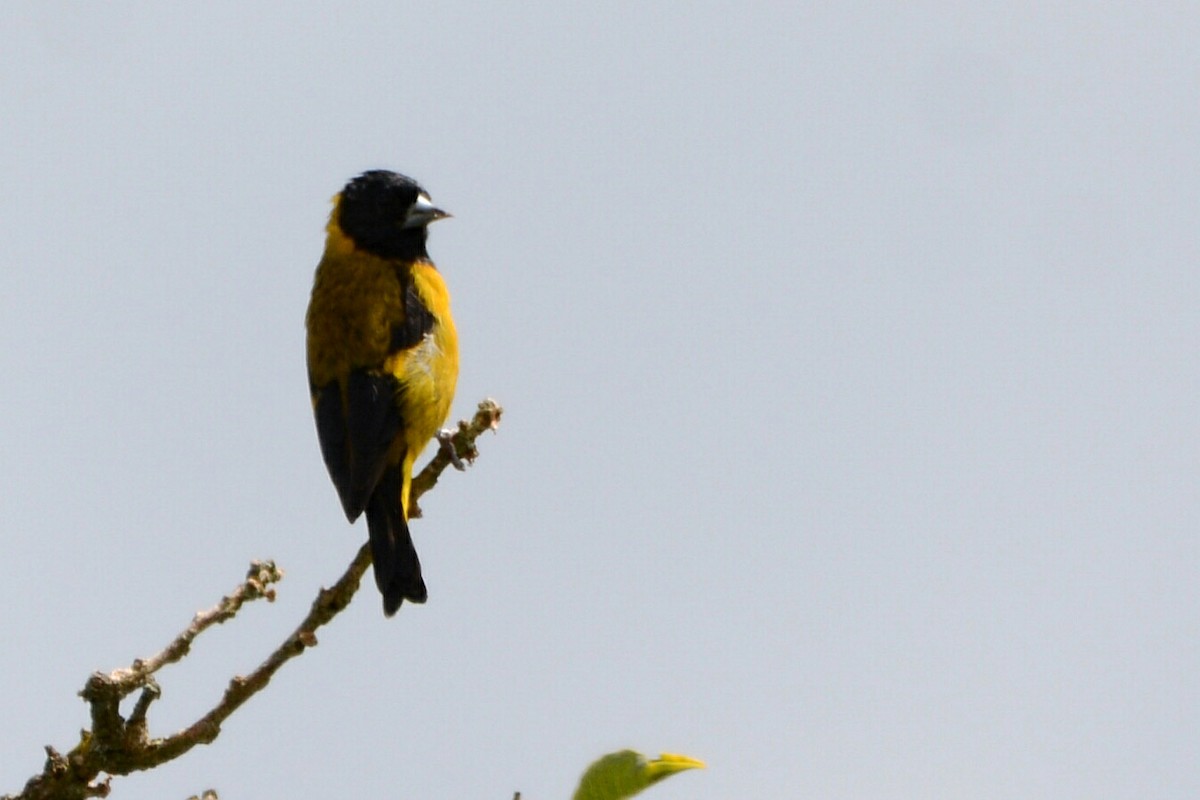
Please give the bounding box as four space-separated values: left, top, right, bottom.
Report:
365 463 427 616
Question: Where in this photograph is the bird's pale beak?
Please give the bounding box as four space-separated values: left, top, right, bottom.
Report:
403 192 451 228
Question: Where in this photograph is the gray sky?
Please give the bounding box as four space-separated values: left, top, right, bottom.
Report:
1 4 1196 799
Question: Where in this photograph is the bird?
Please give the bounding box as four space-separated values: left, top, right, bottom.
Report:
572 750 705 800
305 170 458 616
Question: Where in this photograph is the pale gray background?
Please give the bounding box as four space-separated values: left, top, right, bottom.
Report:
1 4 1196 799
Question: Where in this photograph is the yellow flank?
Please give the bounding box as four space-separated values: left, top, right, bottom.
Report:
387 261 458 514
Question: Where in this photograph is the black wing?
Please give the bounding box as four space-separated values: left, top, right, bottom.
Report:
312 369 402 522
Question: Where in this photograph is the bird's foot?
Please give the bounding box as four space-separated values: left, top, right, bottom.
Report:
437 429 467 471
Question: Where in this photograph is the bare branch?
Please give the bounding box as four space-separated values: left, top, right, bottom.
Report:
410 398 502 518
5 399 502 800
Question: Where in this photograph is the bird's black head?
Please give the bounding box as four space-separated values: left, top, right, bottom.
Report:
337 170 449 261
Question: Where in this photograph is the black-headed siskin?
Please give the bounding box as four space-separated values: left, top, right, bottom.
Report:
306 170 458 616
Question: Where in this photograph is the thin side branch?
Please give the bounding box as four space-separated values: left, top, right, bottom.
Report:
6 399 503 800
410 398 502 518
